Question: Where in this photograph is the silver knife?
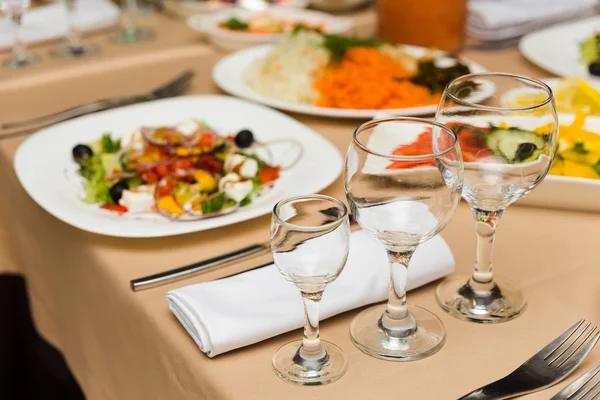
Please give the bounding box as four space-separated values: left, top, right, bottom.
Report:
130 209 356 292
130 242 270 291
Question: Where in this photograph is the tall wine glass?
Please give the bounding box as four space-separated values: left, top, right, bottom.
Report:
111 0 154 44
344 117 463 361
435 73 558 323
52 0 100 59
0 0 40 68
271 194 350 386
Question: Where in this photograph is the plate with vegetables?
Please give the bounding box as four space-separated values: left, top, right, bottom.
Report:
14 95 343 237
212 31 492 119
520 16 600 82
188 8 352 51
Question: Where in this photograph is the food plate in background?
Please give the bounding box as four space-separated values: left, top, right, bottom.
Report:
213 44 491 119
182 0 308 13
188 7 352 51
519 16 600 82
14 95 343 238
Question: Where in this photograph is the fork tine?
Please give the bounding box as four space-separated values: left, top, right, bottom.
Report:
559 331 600 374
584 381 600 400
541 319 586 359
571 373 600 400
553 325 597 367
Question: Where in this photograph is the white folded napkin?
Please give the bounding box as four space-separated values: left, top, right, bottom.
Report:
0 0 120 51
167 230 454 357
467 0 598 41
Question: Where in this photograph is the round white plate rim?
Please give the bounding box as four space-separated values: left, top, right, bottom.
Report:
519 16 600 81
212 44 491 119
14 95 343 238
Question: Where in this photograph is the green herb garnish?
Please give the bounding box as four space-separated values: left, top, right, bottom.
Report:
79 154 112 204
404 59 474 95
101 133 121 154
594 160 600 176
221 17 249 31
322 35 380 61
573 141 588 154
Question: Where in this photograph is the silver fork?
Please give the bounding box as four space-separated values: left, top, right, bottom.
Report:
552 362 600 400
459 319 600 399
1 70 195 132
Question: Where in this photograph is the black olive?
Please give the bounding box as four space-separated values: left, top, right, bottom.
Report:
589 62 600 77
514 142 537 162
235 129 254 148
109 181 129 203
72 144 93 164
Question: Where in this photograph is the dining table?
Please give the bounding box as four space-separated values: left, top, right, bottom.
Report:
1 6 600 400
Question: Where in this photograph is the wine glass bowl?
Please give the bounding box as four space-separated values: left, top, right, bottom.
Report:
435 73 558 323
270 194 350 385
344 117 463 361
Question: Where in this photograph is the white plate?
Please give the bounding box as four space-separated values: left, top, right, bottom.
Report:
188 7 352 52
14 95 343 238
519 113 600 213
519 16 600 82
212 44 491 119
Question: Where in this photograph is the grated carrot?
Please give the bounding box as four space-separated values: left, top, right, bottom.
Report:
313 47 440 109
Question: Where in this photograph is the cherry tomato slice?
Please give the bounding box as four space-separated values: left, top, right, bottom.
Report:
171 158 193 172
141 170 159 184
155 164 170 178
101 204 128 213
195 155 222 174
258 167 280 184
157 179 175 197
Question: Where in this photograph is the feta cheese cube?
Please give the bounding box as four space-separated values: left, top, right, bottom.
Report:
225 181 253 203
239 158 258 179
224 154 247 173
176 119 200 137
119 188 155 213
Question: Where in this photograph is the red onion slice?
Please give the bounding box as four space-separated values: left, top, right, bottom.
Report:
142 127 182 148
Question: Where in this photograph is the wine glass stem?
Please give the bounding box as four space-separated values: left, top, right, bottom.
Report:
299 290 326 361
380 249 417 337
471 208 504 288
65 0 83 49
122 0 138 35
9 5 27 60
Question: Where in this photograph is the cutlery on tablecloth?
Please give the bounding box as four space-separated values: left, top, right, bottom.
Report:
130 210 356 292
1 70 194 133
551 362 600 400
459 319 600 400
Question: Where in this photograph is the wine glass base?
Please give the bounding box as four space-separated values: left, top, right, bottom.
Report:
2 53 40 69
273 340 348 386
51 42 101 59
436 275 527 323
350 304 446 361
111 27 155 44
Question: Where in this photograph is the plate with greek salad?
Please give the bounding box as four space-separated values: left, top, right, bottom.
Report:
14 95 342 237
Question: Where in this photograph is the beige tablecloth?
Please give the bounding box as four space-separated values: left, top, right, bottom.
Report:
1 11 600 400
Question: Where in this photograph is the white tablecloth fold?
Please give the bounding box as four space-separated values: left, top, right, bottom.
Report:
468 0 598 41
167 230 455 357
0 0 119 50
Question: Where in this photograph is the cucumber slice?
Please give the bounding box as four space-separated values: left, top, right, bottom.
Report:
486 128 546 163
581 36 599 65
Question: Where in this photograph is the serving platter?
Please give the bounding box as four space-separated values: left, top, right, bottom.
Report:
519 16 600 83
14 95 343 238
212 44 492 119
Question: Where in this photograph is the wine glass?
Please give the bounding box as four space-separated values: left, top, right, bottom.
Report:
271 194 350 385
111 0 154 44
344 117 463 360
51 0 100 59
0 0 40 68
435 72 558 323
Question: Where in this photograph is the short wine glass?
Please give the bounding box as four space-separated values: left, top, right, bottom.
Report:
271 194 350 385
1 0 40 68
344 117 463 361
52 0 100 59
111 0 154 44
435 72 558 323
